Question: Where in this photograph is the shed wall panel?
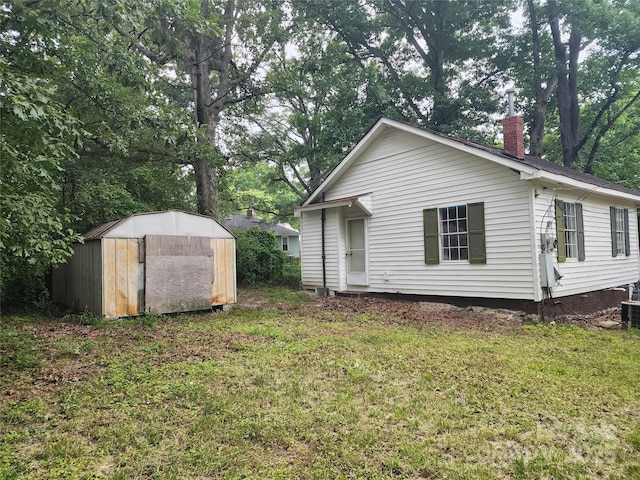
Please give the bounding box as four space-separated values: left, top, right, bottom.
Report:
52 241 102 315
145 235 215 314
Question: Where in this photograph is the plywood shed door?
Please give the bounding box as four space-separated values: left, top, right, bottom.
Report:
144 235 214 314
211 238 236 305
103 238 141 318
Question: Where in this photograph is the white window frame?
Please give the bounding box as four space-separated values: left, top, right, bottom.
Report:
615 208 626 256
439 205 469 262
563 203 578 259
281 236 288 252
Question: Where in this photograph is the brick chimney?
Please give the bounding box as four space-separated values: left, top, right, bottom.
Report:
502 89 525 159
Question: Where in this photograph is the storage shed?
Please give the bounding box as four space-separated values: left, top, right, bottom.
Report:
52 210 236 318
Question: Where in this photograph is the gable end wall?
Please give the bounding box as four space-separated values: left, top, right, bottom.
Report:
302 129 538 300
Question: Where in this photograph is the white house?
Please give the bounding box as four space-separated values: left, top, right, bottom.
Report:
225 208 300 258
295 116 640 316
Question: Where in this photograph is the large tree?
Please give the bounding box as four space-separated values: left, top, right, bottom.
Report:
44 2 199 231
0 2 83 303
517 0 640 169
98 0 287 220
293 0 513 138
237 31 396 203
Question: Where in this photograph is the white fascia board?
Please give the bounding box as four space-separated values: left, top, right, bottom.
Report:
535 171 640 204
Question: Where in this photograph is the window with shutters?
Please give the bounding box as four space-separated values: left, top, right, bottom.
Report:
610 207 630 257
555 199 585 262
423 202 485 264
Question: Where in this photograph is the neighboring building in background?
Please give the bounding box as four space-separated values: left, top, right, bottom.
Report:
225 209 300 258
295 116 640 316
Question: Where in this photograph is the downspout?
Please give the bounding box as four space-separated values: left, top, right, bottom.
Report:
321 192 327 296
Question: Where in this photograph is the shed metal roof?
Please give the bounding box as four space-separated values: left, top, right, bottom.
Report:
82 210 234 240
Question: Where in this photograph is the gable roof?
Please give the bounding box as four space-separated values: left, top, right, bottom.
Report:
224 214 299 237
302 117 640 206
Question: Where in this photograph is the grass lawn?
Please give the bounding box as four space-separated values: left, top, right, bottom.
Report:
1 288 640 479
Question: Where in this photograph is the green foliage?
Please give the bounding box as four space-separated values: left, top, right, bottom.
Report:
512 0 640 175
222 163 299 225
238 31 399 201
281 259 301 289
0 58 83 306
63 156 196 233
234 228 286 286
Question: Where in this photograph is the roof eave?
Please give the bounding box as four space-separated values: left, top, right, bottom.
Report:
300 117 640 208
301 118 540 206
533 171 640 204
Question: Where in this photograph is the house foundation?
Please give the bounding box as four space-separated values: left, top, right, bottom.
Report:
334 285 631 319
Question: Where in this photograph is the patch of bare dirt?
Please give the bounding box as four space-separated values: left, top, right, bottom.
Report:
313 297 529 332
237 291 626 332
236 293 527 333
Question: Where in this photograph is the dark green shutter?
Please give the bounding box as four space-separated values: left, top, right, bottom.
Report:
576 203 585 261
468 202 486 264
610 206 618 257
555 199 566 262
624 208 630 256
423 208 439 265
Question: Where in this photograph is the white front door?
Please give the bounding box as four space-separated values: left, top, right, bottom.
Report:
346 218 368 285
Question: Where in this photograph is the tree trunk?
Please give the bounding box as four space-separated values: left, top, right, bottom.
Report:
549 1 581 168
189 35 221 219
527 0 557 157
193 158 219 218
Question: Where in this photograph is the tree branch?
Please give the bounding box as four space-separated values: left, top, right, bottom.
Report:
111 23 170 65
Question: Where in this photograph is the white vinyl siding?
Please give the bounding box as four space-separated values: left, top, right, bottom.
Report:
534 190 639 298
300 209 343 289
312 129 536 300
300 210 323 287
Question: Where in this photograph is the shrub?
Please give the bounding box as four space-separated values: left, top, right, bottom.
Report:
281 258 301 288
234 228 286 286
